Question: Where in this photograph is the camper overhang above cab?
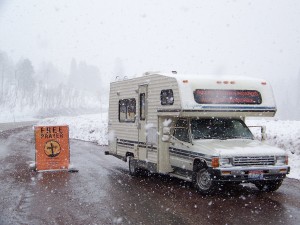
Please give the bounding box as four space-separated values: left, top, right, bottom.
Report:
156 73 277 118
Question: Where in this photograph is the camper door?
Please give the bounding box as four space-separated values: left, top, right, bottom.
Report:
138 85 148 161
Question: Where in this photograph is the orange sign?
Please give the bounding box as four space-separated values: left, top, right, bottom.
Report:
35 125 70 171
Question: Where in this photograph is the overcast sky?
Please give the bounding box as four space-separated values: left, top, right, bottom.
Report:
0 0 300 81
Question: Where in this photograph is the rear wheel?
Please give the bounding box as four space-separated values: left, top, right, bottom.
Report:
128 157 138 176
254 180 283 192
194 168 216 195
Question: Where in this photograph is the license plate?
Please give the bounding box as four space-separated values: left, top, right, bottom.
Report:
248 171 264 180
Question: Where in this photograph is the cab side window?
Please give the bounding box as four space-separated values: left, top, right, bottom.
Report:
173 119 190 142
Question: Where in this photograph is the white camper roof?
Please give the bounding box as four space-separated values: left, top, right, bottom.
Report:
148 72 277 117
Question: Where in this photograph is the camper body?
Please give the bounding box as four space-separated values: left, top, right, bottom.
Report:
106 72 289 194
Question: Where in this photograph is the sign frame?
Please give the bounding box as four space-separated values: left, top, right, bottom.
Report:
34 125 70 171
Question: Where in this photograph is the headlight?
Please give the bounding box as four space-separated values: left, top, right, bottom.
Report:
276 155 288 165
219 158 232 167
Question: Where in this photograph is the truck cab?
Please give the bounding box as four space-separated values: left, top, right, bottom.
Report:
169 117 289 194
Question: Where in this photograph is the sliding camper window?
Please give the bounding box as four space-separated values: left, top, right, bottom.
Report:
119 98 136 122
161 89 174 105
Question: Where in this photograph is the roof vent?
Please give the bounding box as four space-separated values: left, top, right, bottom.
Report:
143 71 161 76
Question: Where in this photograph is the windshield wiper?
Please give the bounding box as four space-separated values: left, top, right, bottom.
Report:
194 136 227 140
226 136 253 140
219 137 228 140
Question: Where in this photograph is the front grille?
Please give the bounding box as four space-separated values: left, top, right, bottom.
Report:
233 156 275 166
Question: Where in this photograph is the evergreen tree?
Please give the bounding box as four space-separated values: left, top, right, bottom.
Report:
68 58 78 88
15 58 36 92
297 70 300 111
0 50 14 102
68 59 102 94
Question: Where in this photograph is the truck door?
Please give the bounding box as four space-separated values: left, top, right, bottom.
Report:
138 85 148 161
170 118 191 168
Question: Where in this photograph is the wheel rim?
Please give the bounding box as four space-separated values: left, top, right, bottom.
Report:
196 169 212 191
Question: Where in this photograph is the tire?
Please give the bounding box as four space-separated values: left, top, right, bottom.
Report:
194 168 216 195
128 157 138 176
254 180 283 192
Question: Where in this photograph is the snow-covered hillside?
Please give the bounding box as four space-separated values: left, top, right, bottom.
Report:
0 51 107 123
39 114 300 180
39 113 108 146
247 119 300 180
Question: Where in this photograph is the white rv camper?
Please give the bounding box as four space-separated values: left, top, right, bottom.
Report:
105 72 290 194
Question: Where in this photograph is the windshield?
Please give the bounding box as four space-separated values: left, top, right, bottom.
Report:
191 118 254 140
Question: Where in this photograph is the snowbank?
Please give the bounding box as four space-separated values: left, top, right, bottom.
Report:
38 113 108 145
247 119 300 180
39 114 300 180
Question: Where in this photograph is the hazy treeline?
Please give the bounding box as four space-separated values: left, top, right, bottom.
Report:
1 49 300 121
0 50 104 120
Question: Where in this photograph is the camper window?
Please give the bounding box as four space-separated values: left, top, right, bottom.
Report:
160 89 174 105
193 89 262 105
119 98 136 122
140 93 145 120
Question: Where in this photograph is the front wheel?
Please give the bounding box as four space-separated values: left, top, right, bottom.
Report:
194 168 216 195
254 180 283 192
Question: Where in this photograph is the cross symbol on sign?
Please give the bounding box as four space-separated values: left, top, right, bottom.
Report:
44 140 61 157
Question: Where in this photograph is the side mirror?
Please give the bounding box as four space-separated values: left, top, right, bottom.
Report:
162 135 170 142
163 127 170 135
162 127 171 142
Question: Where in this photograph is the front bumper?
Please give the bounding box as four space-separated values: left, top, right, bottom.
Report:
208 165 290 182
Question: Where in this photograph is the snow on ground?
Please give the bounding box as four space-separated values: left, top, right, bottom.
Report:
38 114 300 180
38 113 108 145
247 119 300 180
